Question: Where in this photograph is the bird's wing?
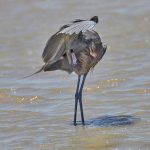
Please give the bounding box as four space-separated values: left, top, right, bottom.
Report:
42 33 66 63
58 20 96 35
42 18 97 63
42 33 78 63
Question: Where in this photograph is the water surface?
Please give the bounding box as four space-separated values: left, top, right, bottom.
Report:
0 0 150 149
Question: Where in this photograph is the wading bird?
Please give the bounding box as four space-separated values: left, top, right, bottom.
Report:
27 16 107 125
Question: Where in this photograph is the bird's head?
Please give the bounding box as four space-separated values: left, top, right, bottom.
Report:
90 16 98 23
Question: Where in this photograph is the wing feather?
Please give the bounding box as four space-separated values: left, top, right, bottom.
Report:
58 20 96 35
42 34 66 63
42 33 78 64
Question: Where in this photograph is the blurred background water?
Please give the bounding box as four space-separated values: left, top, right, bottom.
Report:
0 0 150 149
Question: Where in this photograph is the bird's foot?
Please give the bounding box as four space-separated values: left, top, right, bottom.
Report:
74 122 77 126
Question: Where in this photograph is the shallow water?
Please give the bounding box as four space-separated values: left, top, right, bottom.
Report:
0 0 150 149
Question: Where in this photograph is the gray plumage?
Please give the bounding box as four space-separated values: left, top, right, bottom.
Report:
57 16 98 35
57 20 96 35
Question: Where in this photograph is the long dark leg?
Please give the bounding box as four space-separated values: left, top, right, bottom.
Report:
74 75 81 126
78 73 87 125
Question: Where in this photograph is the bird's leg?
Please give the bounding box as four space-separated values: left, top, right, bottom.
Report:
74 75 81 126
78 73 87 125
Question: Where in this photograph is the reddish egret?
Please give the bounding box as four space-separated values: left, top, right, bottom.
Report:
27 16 107 125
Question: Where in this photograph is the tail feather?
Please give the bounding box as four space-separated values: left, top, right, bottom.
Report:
21 65 45 79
